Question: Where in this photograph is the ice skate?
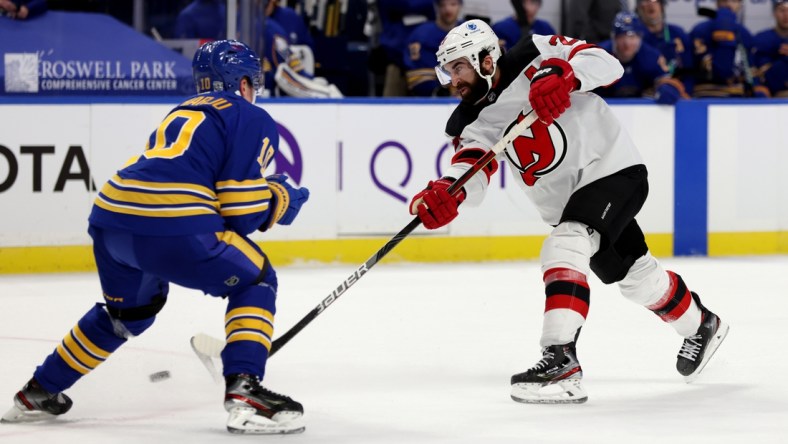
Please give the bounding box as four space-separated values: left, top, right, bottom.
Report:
224 373 305 434
510 342 587 404
677 295 729 383
1 377 72 423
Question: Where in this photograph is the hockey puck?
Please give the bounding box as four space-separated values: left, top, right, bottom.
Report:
149 370 171 383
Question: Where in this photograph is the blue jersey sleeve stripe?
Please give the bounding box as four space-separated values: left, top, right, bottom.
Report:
220 202 269 217
216 178 268 189
101 183 221 209
217 189 272 203
95 195 218 217
111 175 216 198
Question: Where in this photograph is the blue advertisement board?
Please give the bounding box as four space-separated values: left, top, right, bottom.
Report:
1 11 194 96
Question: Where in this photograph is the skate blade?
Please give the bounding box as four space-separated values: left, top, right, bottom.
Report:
226 406 305 434
1 405 57 423
684 321 730 383
511 378 588 404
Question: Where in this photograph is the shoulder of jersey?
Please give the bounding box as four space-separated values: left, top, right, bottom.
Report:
640 41 663 58
668 23 688 36
504 34 539 63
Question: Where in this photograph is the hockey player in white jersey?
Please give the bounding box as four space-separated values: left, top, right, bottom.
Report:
409 20 729 404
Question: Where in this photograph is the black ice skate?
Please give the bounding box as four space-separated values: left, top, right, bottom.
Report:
676 295 730 383
1 377 73 423
224 373 305 434
510 342 587 404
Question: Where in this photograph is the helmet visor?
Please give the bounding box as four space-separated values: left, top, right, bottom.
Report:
435 65 453 86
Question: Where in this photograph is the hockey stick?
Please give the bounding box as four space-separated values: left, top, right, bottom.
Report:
190 333 225 383
191 110 539 368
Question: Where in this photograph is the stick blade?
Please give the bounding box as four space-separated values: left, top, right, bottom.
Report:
190 333 225 384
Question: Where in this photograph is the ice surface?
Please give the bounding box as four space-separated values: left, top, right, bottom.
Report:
1 256 787 443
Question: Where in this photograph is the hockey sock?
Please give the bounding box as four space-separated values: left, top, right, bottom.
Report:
33 304 130 394
221 283 277 378
540 268 590 347
646 271 702 337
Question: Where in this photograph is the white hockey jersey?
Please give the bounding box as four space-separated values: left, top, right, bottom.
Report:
443 34 644 226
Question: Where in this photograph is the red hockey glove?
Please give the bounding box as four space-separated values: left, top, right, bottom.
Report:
529 58 576 125
409 178 466 230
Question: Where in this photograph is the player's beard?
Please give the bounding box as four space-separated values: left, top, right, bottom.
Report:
457 73 490 104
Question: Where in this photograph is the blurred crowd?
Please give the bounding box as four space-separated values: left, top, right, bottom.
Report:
2 0 786 99
369 0 788 101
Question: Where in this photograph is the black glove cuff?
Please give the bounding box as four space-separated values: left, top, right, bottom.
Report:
531 64 564 83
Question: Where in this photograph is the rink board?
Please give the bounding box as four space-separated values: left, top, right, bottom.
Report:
0 98 785 272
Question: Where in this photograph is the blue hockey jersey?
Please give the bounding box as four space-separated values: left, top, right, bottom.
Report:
89 92 279 237
404 21 459 96
688 9 769 96
271 5 314 50
492 17 556 53
753 28 788 97
641 23 692 75
596 39 670 98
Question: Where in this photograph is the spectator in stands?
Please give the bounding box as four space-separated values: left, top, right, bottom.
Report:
753 0 788 97
635 0 693 94
0 0 46 20
303 0 369 96
403 0 463 96
493 0 556 52
266 0 314 51
563 0 623 43
173 0 227 40
596 11 689 104
689 0 769 97
373 0 436 96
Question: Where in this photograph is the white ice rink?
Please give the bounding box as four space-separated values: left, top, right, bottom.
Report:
1 256 787 443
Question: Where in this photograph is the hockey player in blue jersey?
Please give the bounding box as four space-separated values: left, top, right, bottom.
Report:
689 0 769 97
404 0 464 96
635 0 694 96
375 0 437 96
1 40 310 435
266 0 314 51
173 0 226 39
597 12 689 103
753 0 788 97
493 0 556 52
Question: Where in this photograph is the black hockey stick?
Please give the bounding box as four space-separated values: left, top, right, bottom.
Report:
191 110 539 364
268 110 538 355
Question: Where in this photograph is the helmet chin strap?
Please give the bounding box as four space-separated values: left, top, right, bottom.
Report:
473 63 498 105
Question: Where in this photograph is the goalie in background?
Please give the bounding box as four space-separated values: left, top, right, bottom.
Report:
1 40 310 435
409 19 729 404
264 16 343 98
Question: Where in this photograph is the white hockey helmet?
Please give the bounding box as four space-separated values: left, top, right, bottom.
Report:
434 19 501 90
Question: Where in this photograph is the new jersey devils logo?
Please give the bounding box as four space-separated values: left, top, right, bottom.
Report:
504 113 567 186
